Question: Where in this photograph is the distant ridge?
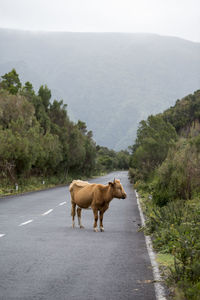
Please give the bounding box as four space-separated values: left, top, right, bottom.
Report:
0 28 200 149
0 28 198 43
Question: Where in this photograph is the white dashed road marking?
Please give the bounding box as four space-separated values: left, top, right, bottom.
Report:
19 220 33 226
4 202 65 238
58 201 66 206
42 209 53 216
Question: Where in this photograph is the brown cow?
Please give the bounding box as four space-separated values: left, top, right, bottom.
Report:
69 178 127 232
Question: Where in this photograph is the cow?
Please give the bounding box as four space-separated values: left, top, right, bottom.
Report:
69 178 127 232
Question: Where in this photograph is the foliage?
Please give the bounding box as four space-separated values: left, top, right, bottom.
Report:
38 84 51 111
152 138 200 206
130 115 177 181
131 90 200 299
96 146 130 172
163 90 200 133
0 70 97 181
0 68 22 95
0 89 35 129
141 195 200 299
0 69 129 189
116 150 130 169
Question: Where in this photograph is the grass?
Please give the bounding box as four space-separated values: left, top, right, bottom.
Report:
156 253 174 268
0 177 62 196
136 188 176 280
0 171 109 197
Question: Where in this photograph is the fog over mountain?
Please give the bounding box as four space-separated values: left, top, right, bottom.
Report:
0 29 200 149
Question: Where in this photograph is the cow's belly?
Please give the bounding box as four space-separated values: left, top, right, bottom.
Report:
74 190 93 209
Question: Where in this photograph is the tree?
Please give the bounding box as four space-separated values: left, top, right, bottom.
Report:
38 85 51 111
152 138 200 206
0 69 22 95
77 120 87 135
116 150 130 169
0 69 120 182
34 132 63 174
49 100 69 128
163 90 200 132
21 81 35 100
0 90 35 129
30 94 51 134
82 133 96 175
68 127 86 171
130 115 177 180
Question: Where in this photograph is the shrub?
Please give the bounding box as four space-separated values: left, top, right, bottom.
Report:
152 138 200 206
141 195 200 299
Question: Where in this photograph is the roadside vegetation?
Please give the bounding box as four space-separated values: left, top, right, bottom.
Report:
129 90 200 299
0 69 130 196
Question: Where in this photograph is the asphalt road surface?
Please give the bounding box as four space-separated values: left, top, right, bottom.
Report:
0 171 156 300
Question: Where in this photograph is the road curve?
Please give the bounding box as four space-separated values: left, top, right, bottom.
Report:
0 171 156 300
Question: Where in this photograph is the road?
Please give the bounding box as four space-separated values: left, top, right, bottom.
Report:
0 171 156 300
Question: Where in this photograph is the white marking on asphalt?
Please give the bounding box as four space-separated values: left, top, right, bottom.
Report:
42 209 53 216
135 190 167 300
0 233 5 238
58 201 66 206
19 220 33 226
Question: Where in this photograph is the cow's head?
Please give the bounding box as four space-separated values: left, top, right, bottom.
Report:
109 179 127 199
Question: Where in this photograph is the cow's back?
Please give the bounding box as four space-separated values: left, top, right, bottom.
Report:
69 180 89 193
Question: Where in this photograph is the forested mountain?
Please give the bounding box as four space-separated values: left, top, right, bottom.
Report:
0 29 200 149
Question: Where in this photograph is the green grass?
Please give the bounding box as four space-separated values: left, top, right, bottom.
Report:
0 170 109 197
156 253 174 268
0 177 61 196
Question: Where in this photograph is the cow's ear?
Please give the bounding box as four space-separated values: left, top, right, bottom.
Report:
109 182 114 187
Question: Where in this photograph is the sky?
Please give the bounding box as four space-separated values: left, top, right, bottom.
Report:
0 0 200 42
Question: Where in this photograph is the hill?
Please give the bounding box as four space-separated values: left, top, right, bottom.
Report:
129 88 200 299
0 29 200 149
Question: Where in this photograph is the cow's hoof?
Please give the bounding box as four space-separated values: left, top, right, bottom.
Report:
72 223 75 228
100 227 104 232
80 225 85 229
94 227 98 232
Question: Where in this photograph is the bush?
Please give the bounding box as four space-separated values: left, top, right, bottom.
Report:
152 138 200 206
141 194 200 299
130 115 177 181
169 223 200 300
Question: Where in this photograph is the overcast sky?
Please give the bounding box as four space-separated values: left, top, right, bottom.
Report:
0 0 199 42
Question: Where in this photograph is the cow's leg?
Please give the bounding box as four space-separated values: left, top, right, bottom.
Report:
93 208 99 232
99 205 109 232
77 207 84 229
71 202 76 228
99 211 105 232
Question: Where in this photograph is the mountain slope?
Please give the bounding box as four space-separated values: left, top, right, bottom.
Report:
0 29 200 149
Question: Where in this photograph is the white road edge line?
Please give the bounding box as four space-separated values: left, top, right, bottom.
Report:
19 220 33 226
58 201 66 206
0 233 6 238
135 190 167 300
42 209 53 216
